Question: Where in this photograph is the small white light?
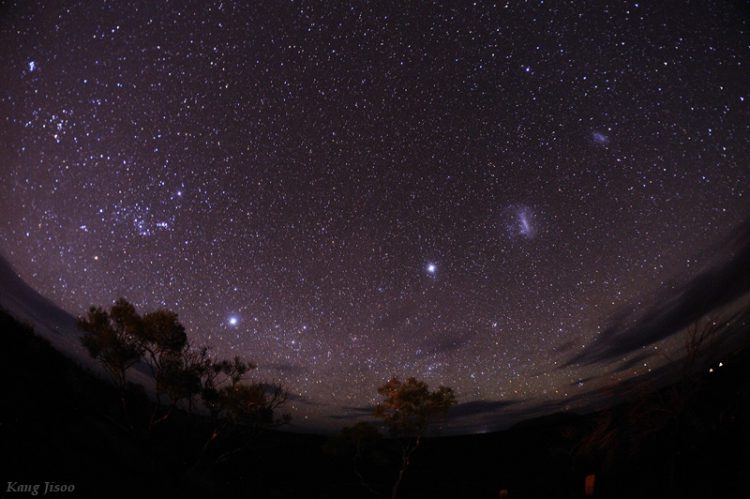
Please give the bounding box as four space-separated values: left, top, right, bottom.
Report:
228 316 238 326
719 362 723 367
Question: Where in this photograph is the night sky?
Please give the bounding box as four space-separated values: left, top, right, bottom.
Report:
1 1 749 432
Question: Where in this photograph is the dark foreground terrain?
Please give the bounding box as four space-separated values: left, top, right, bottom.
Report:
1 308 750 499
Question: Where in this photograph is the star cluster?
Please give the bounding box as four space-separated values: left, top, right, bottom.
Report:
1 1 748 431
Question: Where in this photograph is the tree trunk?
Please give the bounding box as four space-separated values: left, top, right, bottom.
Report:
392 438 419 499
391 461 407 499
353 444 379 497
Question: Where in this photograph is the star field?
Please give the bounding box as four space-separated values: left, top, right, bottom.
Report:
1 1 749 431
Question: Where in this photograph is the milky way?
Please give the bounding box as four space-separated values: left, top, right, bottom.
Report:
1 1 749 431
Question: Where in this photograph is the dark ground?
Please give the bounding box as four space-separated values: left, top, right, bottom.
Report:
1 308 750 499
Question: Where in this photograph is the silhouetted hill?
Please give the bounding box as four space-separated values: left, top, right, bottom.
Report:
0 253 84 359
509 411 585 431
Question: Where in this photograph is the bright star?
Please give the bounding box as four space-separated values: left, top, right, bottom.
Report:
28 60 36 72
228 316 239 326
426 263 437 274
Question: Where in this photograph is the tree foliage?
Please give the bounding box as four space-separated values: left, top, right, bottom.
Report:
375 377 456 438
77 298 289 435
78 298 144 392
199 355 289 428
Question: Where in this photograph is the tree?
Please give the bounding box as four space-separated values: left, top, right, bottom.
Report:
138 309 193 427
374 377 456 499
202 356 289 431
140 309 188 372
191 353 290 466
78 298 144 413
79 299 290 442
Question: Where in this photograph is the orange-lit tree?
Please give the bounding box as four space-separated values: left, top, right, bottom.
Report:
374 377 456 499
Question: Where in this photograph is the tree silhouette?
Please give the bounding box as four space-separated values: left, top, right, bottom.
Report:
78 298 144 413
193 354 290 465
78 298 290 443
137 309 195 427
374 377 456 499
